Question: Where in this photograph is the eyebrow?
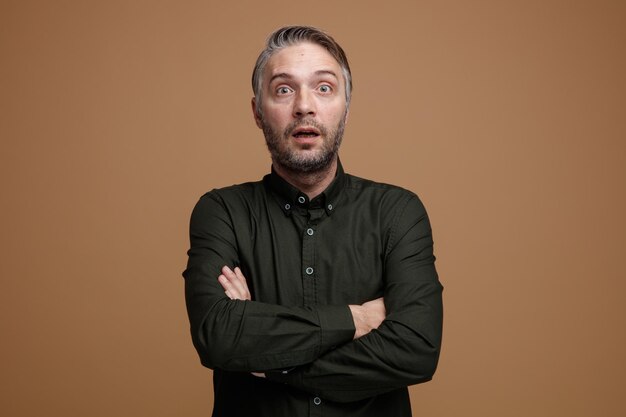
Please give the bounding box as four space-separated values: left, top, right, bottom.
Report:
268 70 339 85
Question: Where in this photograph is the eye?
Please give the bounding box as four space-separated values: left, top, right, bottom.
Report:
276 86 293 95
318 84 332 93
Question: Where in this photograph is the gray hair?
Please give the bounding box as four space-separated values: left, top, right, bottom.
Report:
252 26 352 117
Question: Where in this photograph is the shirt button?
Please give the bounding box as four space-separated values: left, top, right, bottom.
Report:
305 267 314 275
327 204 333 210
298 196 306 204
284 203 290 210
306 228 314 236
313 397 322 405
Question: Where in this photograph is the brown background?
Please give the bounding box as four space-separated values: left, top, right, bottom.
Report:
1 1 625 416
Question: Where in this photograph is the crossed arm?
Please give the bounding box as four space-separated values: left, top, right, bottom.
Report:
218 266 387 340
185 191 442 401
217 266 386 378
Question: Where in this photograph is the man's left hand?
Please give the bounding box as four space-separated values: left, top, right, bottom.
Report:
218 266 262 378
217 266 251 301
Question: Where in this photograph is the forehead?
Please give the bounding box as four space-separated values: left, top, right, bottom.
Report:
264 42 342 82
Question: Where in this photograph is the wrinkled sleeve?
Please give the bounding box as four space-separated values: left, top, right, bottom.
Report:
267 194 443 402
183 192 355 372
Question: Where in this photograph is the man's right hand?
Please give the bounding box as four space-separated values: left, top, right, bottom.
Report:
218 266 385 339
349 298 386 339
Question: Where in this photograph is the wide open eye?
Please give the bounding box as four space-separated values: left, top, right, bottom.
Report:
318 84 332 93
276 86 293 95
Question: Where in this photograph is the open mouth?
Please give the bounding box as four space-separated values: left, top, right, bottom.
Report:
291 127 321 139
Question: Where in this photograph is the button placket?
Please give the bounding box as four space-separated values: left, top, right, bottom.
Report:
310 395 323 416
303 222 316 278
301 217 316 307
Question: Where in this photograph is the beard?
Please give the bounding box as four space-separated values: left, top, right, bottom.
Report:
261 114 346 174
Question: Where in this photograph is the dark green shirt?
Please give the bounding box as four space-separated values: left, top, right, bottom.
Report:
183 161 443 417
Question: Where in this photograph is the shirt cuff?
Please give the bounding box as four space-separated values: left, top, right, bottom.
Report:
266 305 354 382
316 304 355 353
266 366 302 386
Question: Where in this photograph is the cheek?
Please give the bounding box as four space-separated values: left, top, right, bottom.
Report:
323 109 346 126
321 100 347 119
262 105 290 125
264 115 286 132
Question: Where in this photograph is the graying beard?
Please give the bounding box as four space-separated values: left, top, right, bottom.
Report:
262 118 345 174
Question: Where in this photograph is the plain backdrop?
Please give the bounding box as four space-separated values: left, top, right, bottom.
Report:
1 1 625 416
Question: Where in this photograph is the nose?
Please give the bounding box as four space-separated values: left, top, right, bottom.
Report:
293 90 316 118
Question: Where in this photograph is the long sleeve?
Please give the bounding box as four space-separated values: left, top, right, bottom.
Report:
266 194 443 402
183 191 355 372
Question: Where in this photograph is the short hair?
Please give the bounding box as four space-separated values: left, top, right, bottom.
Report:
252 26 352 117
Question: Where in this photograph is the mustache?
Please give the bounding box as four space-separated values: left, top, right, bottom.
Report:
284 119 328 138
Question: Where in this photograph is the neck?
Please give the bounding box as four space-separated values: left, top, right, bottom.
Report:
273 157 338 200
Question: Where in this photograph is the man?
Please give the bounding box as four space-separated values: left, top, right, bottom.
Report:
184 26 443 417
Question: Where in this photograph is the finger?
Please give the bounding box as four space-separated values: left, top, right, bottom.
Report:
218 274 244 300
233 267 246 285
222 266 247 299
234 267 251 300
218 274 236 295
227 266 251 301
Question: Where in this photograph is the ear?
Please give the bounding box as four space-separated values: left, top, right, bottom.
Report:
251 97 263 129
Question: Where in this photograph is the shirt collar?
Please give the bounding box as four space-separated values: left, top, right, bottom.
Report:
263 159 346 217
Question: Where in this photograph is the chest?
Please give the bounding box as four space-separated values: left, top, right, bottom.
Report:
235 205 386 307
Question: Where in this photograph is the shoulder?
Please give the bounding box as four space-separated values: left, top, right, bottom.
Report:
344 173 425 212
342 173 431 243
198 180 264 204
191 180 265 219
